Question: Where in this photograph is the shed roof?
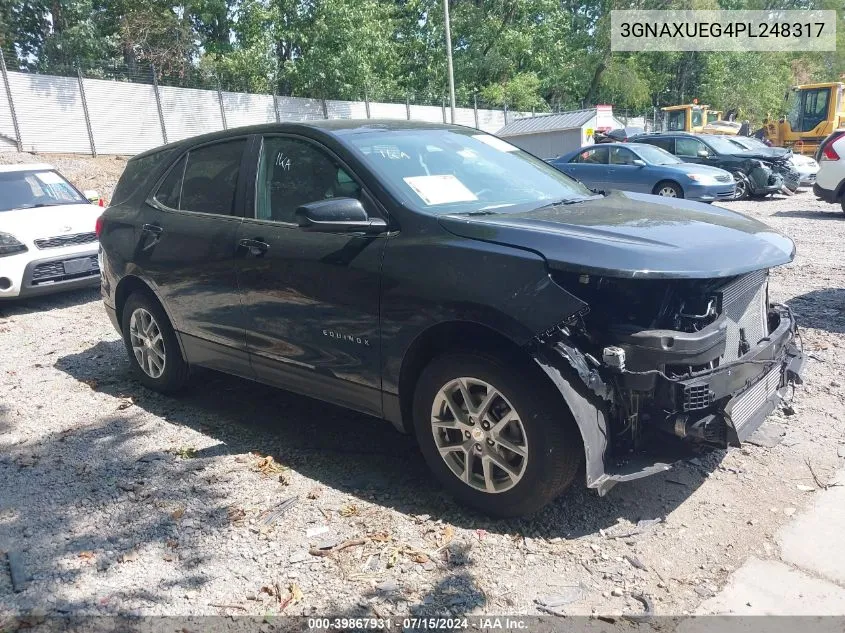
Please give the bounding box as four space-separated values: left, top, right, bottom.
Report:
496 109 596 137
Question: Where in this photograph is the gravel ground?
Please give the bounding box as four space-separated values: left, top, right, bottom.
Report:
1 152 844 620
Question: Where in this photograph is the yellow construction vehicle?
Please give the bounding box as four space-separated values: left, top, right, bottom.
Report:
762 82 845 155
662 104 708 132
662 103 740 135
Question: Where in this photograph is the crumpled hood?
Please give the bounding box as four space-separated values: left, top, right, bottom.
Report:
0 203 101 244
732 148 792 163
438 190 795 279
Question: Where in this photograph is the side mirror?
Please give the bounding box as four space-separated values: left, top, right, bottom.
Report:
632 159 646 167
295 198 387 234
697 149 710 158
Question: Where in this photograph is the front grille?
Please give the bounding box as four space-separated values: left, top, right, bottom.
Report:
683 383 714 411
716 189 735 199
718 271 769 362
728 365 782 431
715 174 733 183
30 255 99 285
34 232 97 249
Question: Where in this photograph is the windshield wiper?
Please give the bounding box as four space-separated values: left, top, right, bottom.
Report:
535 194 602 210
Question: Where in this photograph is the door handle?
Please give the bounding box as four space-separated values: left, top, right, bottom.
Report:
239 238 270 257
142 223 163 235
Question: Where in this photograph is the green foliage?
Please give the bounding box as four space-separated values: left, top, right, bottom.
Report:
2 0 841 121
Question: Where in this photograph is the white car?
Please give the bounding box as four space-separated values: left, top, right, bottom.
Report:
0 164 103 300
728 135 820 186
813 130 845 212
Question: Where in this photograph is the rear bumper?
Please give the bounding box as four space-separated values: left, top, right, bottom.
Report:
813 182 838 203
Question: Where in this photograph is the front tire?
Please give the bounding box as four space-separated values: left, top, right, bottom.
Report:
653 181 683 198
413 352 583 517
732 172 750 200
121 291 188 393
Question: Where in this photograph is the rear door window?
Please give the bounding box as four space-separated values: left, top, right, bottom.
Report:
572 146 609 164
180 140 246 214
154 139 246 215
645 137 675 153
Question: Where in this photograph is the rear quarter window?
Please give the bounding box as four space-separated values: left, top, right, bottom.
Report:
111 149 177 206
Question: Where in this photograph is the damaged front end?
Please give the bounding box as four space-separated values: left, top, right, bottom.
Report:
531 269 805 495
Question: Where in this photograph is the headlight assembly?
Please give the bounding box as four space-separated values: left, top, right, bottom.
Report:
0 232 27 257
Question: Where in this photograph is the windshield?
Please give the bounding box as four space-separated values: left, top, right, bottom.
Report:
0 169 86 212
344 129 593 214
705 136 746 154
729 136 764 150
631 144 682 165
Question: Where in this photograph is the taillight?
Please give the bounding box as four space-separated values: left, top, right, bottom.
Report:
95 215 104 238
822 144 840 161
821 132 845 161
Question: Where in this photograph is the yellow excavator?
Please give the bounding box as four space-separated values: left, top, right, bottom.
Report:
661 103 741 135
761 82 845 155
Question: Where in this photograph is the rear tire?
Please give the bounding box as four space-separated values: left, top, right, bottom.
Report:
121 291 188 393
413 352 583 517
653 181 683 198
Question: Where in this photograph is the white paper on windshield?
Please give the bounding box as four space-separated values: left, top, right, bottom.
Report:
35 171 64 184
403 175 478 206
472 134 519 152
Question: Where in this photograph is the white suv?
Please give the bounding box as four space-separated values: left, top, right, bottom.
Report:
813 131 845 212
0 164 103 300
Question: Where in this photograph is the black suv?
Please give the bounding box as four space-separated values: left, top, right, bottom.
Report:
98 121 804 517
630 132 799 199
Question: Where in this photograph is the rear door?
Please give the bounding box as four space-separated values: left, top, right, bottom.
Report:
136 137 250 370
234 134 387 416
557 146 610 190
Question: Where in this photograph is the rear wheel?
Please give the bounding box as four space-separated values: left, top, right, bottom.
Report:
121 291 188 393
413 352 583 517
653 181 683 198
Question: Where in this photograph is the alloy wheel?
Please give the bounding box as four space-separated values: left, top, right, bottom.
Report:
657 185 678 197
733 174 748 199
430 377 528 493
129 308 166 379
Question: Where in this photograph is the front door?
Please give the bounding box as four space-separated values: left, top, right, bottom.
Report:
607 146 649 193
136 137 250 370
235 134 387 416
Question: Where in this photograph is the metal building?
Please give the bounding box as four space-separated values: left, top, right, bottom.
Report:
496 105 625 159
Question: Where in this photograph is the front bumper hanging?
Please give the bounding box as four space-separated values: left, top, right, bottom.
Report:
534 304 805 495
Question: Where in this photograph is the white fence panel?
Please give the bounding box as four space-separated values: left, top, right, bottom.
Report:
276 96 324 121
369 102 407 120
453 107 477 128
0 82 15 143
477 109 507 134
159 85 223 142
326 99 367 119
83 78 163 154
8 72 90 153
222 91 276 129
409 104 444 123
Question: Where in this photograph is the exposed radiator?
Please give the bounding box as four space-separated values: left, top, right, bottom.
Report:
719 270 769 363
